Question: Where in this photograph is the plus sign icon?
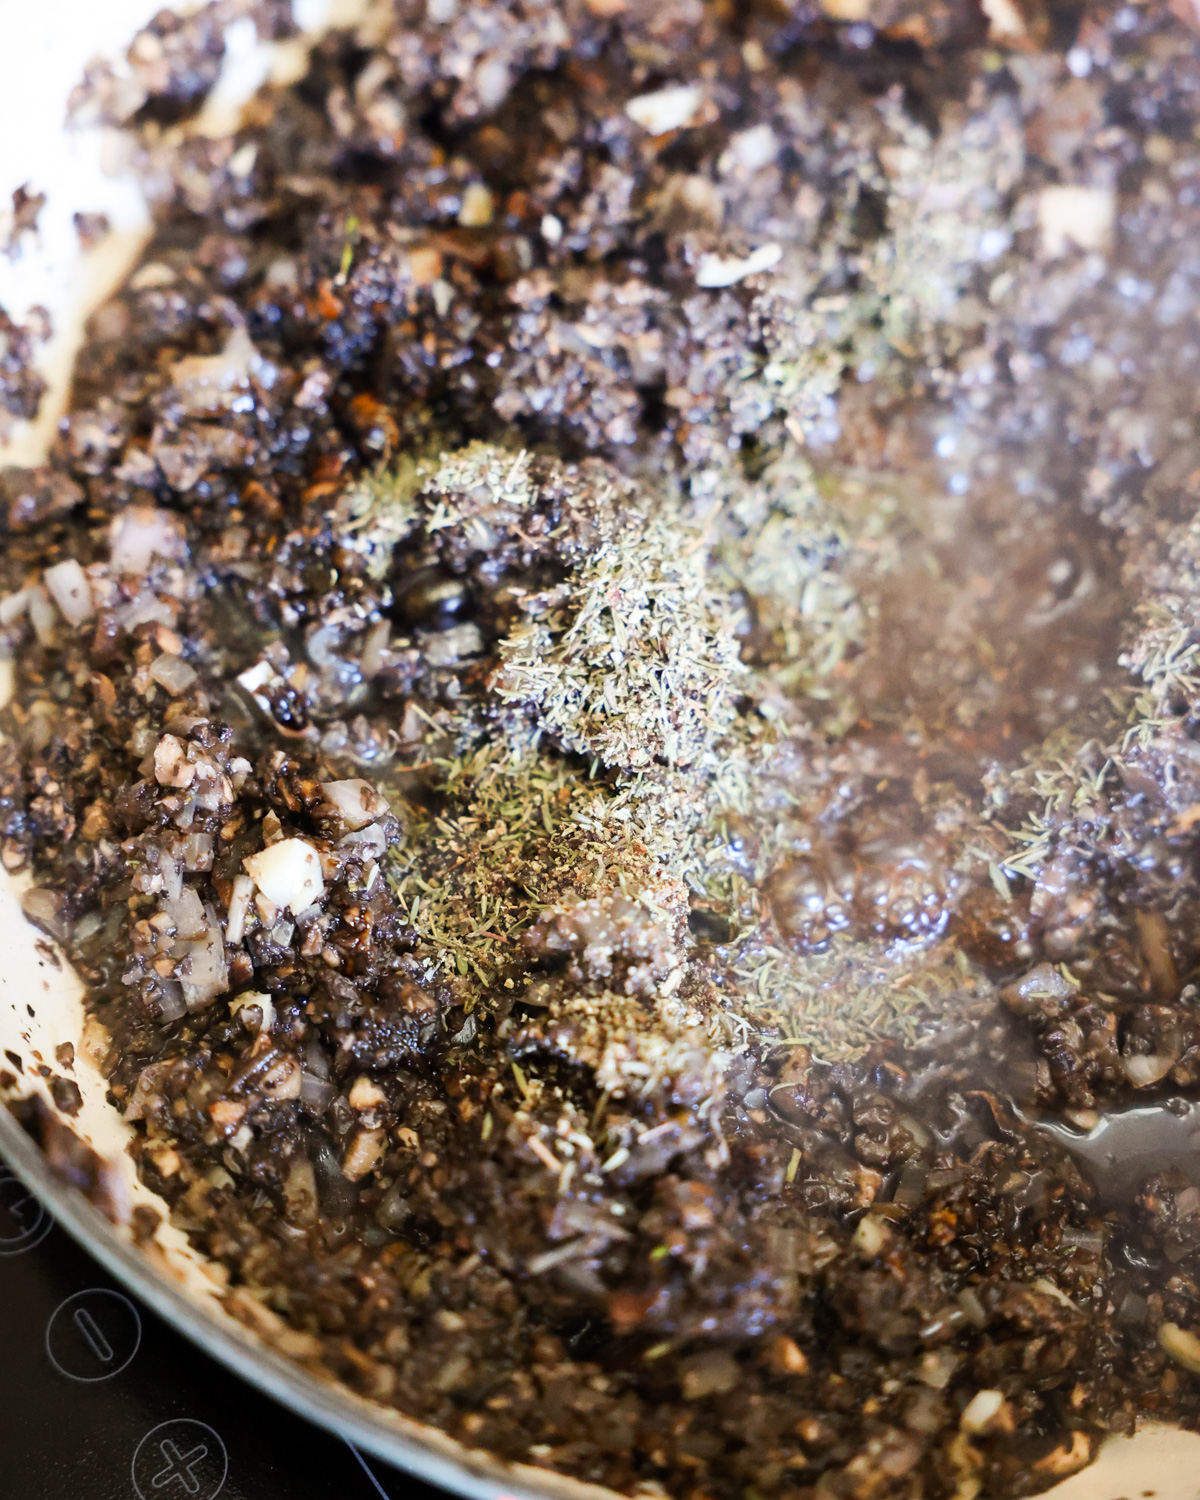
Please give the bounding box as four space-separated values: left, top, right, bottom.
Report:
131 1419 228 1500
0 1167 51 1255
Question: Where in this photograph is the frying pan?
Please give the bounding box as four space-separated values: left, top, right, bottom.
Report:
0 4 1197 1496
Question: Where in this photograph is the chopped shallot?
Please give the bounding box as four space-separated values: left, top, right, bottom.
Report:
959 1389 1012 1435
320 778 390 830
299 1072 336 1113
224 874 255 946
20 887 67 941
109 507 188 575
170 325 262 415
154 734 194 787
339 823 387 861
1160 1321 1200 1374
228 990 274 1026
163 886 207 940
625 84 702 136
150 845 183 901
182 831 214 871
157 983 188 1022
27 586 56 645
695 243 782 289
1121 1052 1177 1087
179 903 230 1009
341 1128 386 1182
0 586 33 625
149 654 198 696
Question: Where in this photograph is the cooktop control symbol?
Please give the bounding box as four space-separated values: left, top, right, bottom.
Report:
0 1168 51 1254
45 1287 142 1381
132 1419 228 1500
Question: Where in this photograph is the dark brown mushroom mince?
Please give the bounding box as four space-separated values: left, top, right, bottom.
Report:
8 2 1200 1497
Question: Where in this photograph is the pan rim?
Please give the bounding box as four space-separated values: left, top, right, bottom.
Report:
0 1101 625 1500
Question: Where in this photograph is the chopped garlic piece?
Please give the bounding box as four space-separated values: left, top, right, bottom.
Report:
625 84 702 136
960 1389 1009 1434
1037 185 1115 259
244 838 325 913
43 560 94 626
696 242 782 288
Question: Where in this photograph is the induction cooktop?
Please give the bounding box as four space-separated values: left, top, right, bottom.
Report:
0 1156 449 1500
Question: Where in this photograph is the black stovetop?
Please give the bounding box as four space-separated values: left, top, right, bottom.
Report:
0 1158 452 1500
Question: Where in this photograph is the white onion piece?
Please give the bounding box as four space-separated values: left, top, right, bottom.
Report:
960 1389 1008 1435
348 1076 386 1110
229 990 275 1032
154 734 194 788
320 778 389 831
119 593 177 630
306 621 345 673
43 560 94 626
129 262 175 291
300 1072 336 1113
170 326 262 414
225 873 255 946
339 823 387 861
0 586 33 625
20 887 68 941
149 654 198 696
695 242 782 289
1161 1321 1200 1374
244 838 325 914
269 920 295 949
27 586 57 646
303 1033 331 1078
124 1060 172 1122
341 1128 386 1182
151 846 183 902
723 123 778 173
1121 1052 1177 1088
157 983 188 1023
1038 184 1115 259
181 905 230 1010
237 660 273 694
73 910 105 945
680 1351 739 1400
625 84 702 135
182 832 214 871
163 886 207 941
165 711 204 736
109 506 188 575
128 724 158 756
360 619 390 679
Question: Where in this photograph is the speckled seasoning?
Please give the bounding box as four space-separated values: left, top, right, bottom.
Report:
7 1 1200 1496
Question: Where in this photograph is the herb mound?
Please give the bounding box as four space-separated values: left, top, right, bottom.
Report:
348 441 746 771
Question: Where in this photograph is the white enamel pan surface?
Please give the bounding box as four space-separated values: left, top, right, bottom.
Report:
0 5 1199 1497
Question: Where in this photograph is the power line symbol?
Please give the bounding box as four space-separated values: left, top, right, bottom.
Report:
45 1288 141 1381
132 1421 227 1500
74 1305 114 1362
